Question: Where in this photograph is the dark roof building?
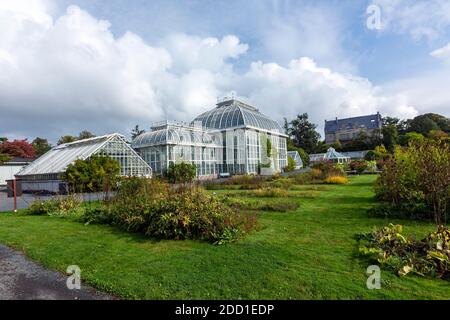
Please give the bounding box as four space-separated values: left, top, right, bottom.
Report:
324 113 382 144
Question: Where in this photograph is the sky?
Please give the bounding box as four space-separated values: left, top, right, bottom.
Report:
1 0 450 143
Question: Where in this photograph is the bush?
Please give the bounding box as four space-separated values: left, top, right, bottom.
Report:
367 203 430 221
263 177 294 189
323 176 348 185
349 160 368 174
166 162 197 184
375 140 450 225
64 155 120 194
312 161 345 179
292 172 315 185
27 196 82 217
357 224 450 280
284 156 296 172
83 177 257 243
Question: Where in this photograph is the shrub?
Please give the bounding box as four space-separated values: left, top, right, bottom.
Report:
375 140 450 225
323 176 348 185
27 196 82 217
292 172 314 185
263 177 294 189
166 162 197 184
83 177 257 243
284 156 296 172
349 160 368 174
64 155 120 195
367 203 431 221
357 224 450 280
312 161 345 179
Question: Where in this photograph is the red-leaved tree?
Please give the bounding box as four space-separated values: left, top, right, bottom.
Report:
0 139 36 159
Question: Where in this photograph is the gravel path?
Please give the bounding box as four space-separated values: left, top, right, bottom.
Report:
0 244 114 300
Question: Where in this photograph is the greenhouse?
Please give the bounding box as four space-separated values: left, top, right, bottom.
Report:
193 97 288 175
132 98 288 178
309 147 350 164
16 134 152 193
287 151 304 170
132 121 222 178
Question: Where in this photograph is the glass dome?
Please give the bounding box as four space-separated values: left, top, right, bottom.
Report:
194 99 283 133
132 125 215 149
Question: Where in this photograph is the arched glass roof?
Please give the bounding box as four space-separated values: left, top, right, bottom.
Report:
194 99 283 133
132 125 216 149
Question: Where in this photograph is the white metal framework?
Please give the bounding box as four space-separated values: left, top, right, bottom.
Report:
17 134 152 181
132 122 222 177
195 98 288 175
133 98 288 177
309 147 350 164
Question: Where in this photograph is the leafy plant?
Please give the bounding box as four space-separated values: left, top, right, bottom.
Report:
82 177 257 243
27 196 82 217
357 224 450 280
64 155 120 196
375 140 450 225
166 162 197 184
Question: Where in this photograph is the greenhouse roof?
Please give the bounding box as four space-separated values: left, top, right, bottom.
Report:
194 98 285 134
310 148 350 162
17 134 130 176
287 151 303 167
132 123 220 149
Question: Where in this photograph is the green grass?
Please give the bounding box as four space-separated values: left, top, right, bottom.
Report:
0 175 449 299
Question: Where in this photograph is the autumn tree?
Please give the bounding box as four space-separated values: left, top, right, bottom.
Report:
0 139 36 159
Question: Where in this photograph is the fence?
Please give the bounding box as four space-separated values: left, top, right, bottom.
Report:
0 180 112 213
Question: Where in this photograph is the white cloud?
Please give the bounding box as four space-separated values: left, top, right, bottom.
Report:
163 33 248 73
0 0 440 143
430 42 450 61
372 0 450 41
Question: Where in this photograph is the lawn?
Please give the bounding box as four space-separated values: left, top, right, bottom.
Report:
0 175 449 299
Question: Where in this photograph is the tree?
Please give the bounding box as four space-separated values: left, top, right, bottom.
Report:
64 155 120 195
0 139 36 159
406 115 439 135
131 125 146 139
0 153 10 164
32 137 51 157
287 113 321 154
78 130 96 140
57 135 78 145
399 132 425 146
382 124 399 151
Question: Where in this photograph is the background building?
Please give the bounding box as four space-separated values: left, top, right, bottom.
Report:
16 134 152 193
132 121 222 179
0 157 33 188
324 113 382 145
